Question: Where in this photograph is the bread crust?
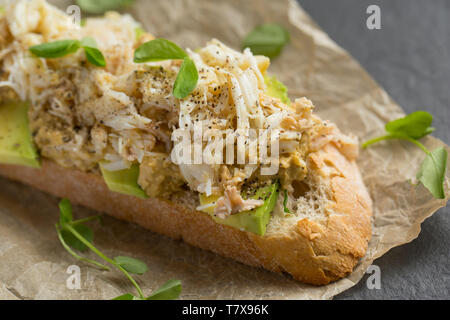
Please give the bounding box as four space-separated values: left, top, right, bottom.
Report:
0 143 372 285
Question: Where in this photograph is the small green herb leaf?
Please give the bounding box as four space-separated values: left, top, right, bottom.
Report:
59 198 73 225
385 111 435 139
112 293 143 300
134 38 187 63
242 23 290 59
173 57 199 99
147 279 182 300
114 256 149 275
61 224 94 252
30 40 81 58
283 190 291 214
417 147 448 199
81 37 106 67
76 0 135 14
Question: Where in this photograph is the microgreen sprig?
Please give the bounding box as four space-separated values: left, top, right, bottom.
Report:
363 111 447 199
55 199 182 300
133 38 199 99
30 37 106 67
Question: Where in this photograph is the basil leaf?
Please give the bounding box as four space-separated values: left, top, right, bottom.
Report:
114 256 149 275
417 147 448 199
59 198 73 225
147 279 182 300
385 111 434 140
81 37 106 67
173 57 198 99
76 0 135 14
61 224 94 252
134 38 187 63
30 40 81 58
242 23 290 59
112 293 143 300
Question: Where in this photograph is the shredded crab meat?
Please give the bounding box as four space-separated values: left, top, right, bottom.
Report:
309 121 359 161
214 186 264 219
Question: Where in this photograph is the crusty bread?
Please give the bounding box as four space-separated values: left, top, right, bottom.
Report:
0 139 372 285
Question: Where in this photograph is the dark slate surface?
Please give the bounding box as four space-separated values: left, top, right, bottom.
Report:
298 0 449 300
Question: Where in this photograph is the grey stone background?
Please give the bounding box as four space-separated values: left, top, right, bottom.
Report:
298 0 449 299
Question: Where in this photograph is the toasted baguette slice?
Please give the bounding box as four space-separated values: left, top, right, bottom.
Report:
0 141 372 285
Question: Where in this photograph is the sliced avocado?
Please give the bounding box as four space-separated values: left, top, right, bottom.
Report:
199 182 280 236
0 101 40 168
99 162 149 199
264 74 290 105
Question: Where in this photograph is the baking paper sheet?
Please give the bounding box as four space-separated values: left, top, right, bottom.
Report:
0 0 448 300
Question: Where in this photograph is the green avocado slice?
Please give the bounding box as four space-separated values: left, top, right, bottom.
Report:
264 74 290 105
0 101 40 168
199 182 280 236
99 162 149 199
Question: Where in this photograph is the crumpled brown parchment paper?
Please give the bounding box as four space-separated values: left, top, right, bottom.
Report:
0 0 448 300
